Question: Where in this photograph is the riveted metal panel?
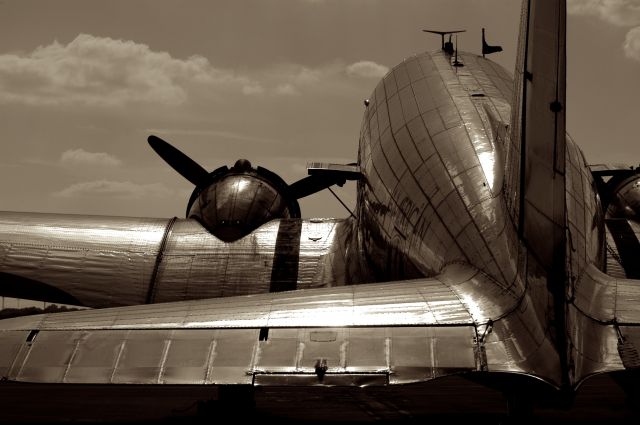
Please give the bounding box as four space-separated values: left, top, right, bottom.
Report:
161 330 215 384
345 328 389 373
112 330 171 384
17 330 77 383
64 330 129 383
208 328 258 384
255 328 300 373
299 328 345 372
389 327 434 384
0 330 28 378
0 212 167 307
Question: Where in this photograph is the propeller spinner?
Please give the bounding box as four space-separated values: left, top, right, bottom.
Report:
148 135 354 242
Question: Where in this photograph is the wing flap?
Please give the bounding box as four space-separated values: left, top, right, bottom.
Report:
0 269 485 385
0 325 478 386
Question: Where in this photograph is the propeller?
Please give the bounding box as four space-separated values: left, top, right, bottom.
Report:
148 135 210 187
148 134 358 201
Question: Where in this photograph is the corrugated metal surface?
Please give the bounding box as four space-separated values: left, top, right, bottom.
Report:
0 212 167 307
0 260 563 387
0 212 360 308
0 326 479 386
1 267 480 331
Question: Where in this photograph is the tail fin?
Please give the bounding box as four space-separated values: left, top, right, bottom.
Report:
482 28 503 57
504 0 567 271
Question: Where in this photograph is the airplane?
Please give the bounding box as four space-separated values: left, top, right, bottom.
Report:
1 0 640 421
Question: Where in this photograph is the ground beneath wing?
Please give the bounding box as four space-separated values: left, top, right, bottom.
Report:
0 262 560 387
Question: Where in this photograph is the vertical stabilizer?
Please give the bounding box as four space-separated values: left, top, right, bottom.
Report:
505 0 567 272
482 28 503 57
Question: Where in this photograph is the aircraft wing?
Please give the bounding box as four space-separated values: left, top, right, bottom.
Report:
0 211 356 308
0 262 560 387
570 264 640 384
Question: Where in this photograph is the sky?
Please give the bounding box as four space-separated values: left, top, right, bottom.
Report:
0 0 639 219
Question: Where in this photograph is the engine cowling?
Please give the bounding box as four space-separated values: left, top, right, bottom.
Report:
147 135 358 242
607 174 640 220
186 159 300 242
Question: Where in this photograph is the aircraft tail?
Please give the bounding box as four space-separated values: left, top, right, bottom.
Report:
482 28 503 57
504 0 567 272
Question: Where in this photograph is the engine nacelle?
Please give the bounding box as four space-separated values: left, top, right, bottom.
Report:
187 159 300 242
607 174 640 220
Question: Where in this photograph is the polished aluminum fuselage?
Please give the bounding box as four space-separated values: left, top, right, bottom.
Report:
357 49 602 286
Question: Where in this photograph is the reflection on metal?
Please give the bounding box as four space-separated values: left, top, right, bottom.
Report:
0 213 362 307
567 264 640 383
0 261 559 387
188 162 300 242
0 261 553 386
1 0 640 409
607 174 640 221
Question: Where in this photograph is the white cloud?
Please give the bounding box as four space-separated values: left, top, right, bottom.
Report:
274 83 300 96
569 0 640 62
0 32 389 106
264 61 388 96
60 148 122 166
346 61 389 78
241 82 265 95
624 25 640 59
52 180 174 199
0 34 259 106
568 0 640 26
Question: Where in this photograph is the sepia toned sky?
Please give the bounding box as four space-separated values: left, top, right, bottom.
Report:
1 0 639 219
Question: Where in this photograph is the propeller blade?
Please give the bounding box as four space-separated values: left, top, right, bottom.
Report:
148 135 210 187
289 174 346 200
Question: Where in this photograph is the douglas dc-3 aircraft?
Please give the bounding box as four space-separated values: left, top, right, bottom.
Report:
1 0 640 420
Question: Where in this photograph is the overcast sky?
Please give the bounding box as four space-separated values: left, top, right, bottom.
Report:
1 0 639 219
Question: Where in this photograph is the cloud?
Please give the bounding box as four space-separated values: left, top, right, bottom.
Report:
0 33 389 106
568 0 640 26
60 148 122 166
0 34 259 106
262 61 388 96
568 0 640 62
241 82 265 95
624 25 640 59
346 61 389 78
274 83 300 96
52 180 174 199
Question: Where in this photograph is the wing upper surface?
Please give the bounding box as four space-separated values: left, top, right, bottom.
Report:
0 262 561 387
2 265 478 331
